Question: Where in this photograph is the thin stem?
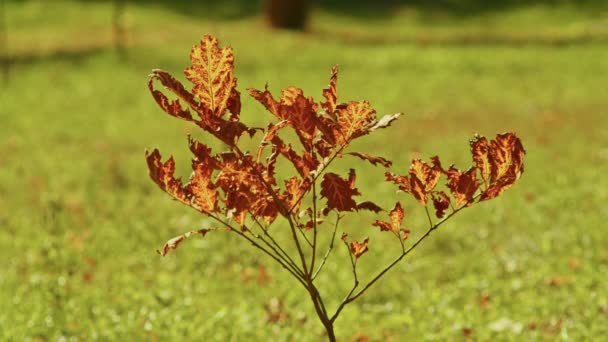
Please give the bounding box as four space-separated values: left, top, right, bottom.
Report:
288 144 348 213
310 180 318 271
312 214 341 280
247 212 305 278
424 205 434 227
204 212 307 286
329 241 359 322
330 194 480 321
231 145 310 275
249 213 304 277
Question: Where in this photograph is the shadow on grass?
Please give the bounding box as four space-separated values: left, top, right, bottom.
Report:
60 0 608 20
313 28 608 47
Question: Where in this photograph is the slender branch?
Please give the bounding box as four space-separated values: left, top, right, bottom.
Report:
231 145 310 275
329 240 359 322
424 205 433 227
288 144 348 213
310 180 318 271
204 212 307 286
248 212 305 278
312 213 341 280
331 195 480 321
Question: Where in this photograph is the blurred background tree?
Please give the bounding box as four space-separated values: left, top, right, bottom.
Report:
264 0 309 30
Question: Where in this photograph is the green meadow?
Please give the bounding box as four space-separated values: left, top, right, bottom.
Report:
1 1 607 340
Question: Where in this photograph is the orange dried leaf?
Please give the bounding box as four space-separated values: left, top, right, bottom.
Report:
188 161 218 212
347 152 392 168
479 133 526 201
372 202 404 233
184 35 239 118
350 238 370 259
335 100 377 143
386 158 442 205
148 70 196 122
158 229 214 256
470 135 491 183
431 191 451 218
321 65 339 114
249 86 318 150
445 166 480 206
321 171 360 212
145 149 190 205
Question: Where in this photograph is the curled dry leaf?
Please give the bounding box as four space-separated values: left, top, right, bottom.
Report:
385 158 442 205
431 191 451 218
350 238 370 259
372 202 405 234
157 228 226 256
471 133 526 201
347 152 392 168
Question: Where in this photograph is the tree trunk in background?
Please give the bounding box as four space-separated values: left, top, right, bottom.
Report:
0 0 9 83
264 0 309 30
112 0 127 60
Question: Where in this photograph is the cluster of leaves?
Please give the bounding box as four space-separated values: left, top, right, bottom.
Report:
145 35 525 340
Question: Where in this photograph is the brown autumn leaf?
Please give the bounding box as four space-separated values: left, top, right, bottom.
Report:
385 158 442 205
370 113 401 131
444 166 480 207
335 100 377 144
350 238 370 259
188 161 218 213
356 201 383 213
320 170 360 212
158 229 218 256
476 133 526 201
148 69 196 122
249 86 318 151
184 34 240 118
431 191 451 218
271 135 319 178
372 202 404 234
347 152 392 168
145 149 190 206
321 65 338 114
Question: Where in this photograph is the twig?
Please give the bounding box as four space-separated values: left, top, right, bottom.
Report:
311 214 341 280
330 194 481 321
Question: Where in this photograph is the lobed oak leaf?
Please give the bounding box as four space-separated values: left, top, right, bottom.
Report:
320 170 360 212
257 120 289 162
271 135 319 178
479 133 526 201
386 158 442 205
347 152 392 168
284 177 311 213
431 191 451 218
184 34 239 118
470 135 491 183
335 100 377 144
188 161 218 212
148 69 198 122
350 238 370 259
321 65 338 115
145 149 190 206
444 166 480 206
249 86 318 151
372 202 404 233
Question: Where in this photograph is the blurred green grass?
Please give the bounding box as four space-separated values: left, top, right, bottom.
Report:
1 0 608 340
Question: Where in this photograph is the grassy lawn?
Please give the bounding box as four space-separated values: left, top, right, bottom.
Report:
1 0 607 340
